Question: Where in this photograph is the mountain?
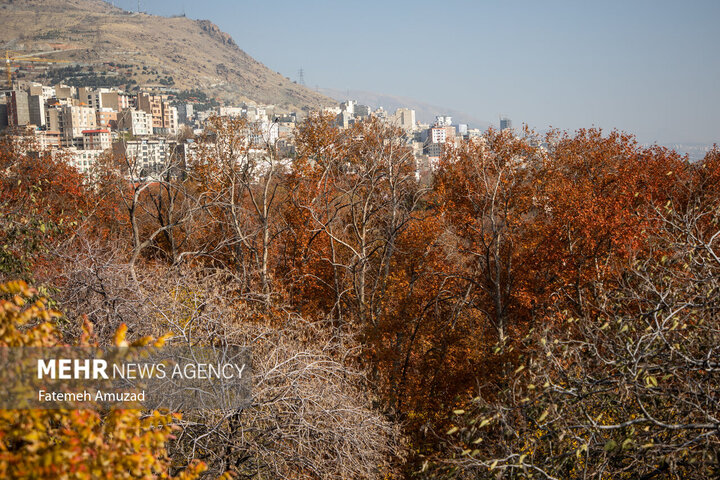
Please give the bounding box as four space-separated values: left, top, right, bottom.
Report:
0 0 334 112
319 87 491 130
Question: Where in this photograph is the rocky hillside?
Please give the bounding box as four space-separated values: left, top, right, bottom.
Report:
0 0 334 112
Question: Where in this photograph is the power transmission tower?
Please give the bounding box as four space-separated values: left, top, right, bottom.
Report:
297 68 305 86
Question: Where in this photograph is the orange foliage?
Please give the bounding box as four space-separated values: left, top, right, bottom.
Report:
0 280 208 480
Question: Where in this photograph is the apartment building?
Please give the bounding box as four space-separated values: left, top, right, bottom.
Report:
118 108 152 136
82 129 111 151
60 105 97 140
113 137 177 176
137 92 178 135
96 108 118 129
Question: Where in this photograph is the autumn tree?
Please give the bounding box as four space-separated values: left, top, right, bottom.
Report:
167 285 406 479
287 116 472 425
289 115 426 329
0 137 90 281
535 129 687 317
435 129 547 345
0 280 208 479
428 139 713 480
54 260 407 479
436 174 720 479
95 139 208 281
193 115 286 300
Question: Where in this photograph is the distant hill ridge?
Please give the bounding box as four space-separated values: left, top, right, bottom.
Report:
0 0 334 112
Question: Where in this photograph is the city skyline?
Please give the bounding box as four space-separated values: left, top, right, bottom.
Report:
110 0 720 146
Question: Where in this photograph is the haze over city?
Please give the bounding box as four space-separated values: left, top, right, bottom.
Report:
111 0 720 147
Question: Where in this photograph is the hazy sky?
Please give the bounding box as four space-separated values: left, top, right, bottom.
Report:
113 0 719 145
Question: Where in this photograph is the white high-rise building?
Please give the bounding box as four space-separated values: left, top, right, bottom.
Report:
500 117 512 131
113 138 177 176
118 108 152 136
393 108 416 132
340 100 357 115
435 115 452 127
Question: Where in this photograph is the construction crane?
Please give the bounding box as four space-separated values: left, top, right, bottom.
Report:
5 50 70 89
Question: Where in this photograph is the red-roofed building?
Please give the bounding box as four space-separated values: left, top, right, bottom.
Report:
82 129 111 151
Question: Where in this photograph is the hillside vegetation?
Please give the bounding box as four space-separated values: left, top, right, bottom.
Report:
0 0 333 111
